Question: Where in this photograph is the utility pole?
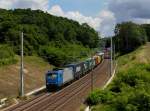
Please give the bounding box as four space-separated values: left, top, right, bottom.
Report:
110 37 113 76
114 44 115 62
91 55 94 92
20 32 24 97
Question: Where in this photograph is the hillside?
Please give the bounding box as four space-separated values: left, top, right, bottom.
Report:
117 42 150 68
87 43 150 111
0 56 52 99
0 8 99 67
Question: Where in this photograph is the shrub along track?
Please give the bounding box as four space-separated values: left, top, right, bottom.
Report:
5 59 110 111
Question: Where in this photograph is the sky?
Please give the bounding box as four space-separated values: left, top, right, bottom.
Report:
48 0 106 16
0 0 150 37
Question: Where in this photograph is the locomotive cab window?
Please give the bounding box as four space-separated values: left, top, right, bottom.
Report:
48 74 57 79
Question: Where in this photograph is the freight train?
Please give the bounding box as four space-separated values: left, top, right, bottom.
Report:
45 52 104 91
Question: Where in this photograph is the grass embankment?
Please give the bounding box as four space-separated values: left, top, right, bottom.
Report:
87 43 150 111
0 56 52 99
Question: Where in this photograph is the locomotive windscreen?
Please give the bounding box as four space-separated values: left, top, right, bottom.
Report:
47 73 57 80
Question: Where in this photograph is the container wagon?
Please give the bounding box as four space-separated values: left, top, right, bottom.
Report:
96 52 104 63
83 61 89 75
93 55 101 66
65 62 84 79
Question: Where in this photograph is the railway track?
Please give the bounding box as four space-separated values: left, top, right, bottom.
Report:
5 59 110 111
55 59 110 111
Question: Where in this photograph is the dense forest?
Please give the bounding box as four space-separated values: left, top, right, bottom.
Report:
142 24 150 41
0 8 99 66
113 22 148 54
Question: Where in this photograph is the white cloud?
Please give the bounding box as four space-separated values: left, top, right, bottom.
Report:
49 5 102 30
65 11 102 30
14 0 49 11
98 10 116 37
0 0 16 9
108 0 150 24
0 0 49 10
49 5 64 16
49 5 116 37
133 18 150 24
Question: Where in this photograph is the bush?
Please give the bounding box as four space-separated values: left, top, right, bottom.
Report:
87 89 114 105
130 92 150 111
87 62 150 111
0 44 17 66
39 43 91 67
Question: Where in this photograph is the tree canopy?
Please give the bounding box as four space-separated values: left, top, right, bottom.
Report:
0 8 99 66
142 24 150 42
113 22 147 53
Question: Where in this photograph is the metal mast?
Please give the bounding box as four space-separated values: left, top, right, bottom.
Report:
20 32 24 97
110 37 113 76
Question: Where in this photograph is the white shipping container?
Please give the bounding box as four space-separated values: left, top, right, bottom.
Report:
63 67 74 84
76 66 81 72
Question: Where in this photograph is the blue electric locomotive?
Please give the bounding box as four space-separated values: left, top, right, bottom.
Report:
46 70 63 89
46 67 74 91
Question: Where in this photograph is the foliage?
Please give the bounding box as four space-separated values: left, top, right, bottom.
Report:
39 43 91 66
87 89 114 105
0 44 17 66
88 63 150 111
113 22 147 54
142 24 150 41
0 8 99 66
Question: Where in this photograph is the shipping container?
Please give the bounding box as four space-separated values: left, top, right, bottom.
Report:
83 61 89 74
93 55 101 65
87 58 93 70
66 62 84 79
62 67 74 84
96 52 104 63
91 58 96 68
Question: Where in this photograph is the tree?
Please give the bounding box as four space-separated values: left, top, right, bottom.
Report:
114 22 147 53
142 24 150 41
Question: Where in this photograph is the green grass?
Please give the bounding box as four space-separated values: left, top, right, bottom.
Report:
87 43 150 111
0 44 17 66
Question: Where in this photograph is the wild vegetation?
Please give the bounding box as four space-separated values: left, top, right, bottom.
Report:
0 44 17 66
0 8 99 67
142 24 150 41
113 22 148 54
87 43 150 111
